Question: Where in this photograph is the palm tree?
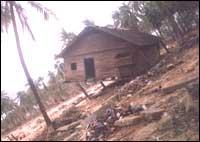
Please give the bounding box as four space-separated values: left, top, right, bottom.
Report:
83 19 95 26
154 1 183 43
37 76 48 91
1 91 25 128
1 1 55 128
1 91 16 117
112 4 139 30
17 91 35 115
144 5 164 38
60 28 76 50
112 11 121 28
54 60 65 80
48 70 64 102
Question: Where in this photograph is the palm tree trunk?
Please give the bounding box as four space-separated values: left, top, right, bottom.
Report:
9 2 52 127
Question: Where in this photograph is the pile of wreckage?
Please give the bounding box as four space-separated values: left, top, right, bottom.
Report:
115 74 150 98
85 102 165 141
85 53 185 141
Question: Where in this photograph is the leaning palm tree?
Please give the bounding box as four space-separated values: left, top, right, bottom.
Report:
1 1 56 128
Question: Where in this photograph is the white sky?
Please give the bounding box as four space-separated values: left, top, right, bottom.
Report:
1 1 123 99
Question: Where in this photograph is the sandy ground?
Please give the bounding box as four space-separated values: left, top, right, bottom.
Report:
1 81 114 141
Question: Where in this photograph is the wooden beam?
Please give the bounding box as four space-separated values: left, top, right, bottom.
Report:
7 136 13 141
100 81 106 88
77 83 90 99
67 46 131 57
10 134 18 141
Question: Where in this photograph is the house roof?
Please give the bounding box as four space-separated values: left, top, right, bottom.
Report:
57 26 161 57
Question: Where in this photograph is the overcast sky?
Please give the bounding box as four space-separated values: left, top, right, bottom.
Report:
1 1 123 99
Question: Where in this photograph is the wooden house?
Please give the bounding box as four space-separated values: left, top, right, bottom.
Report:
57 26 163 82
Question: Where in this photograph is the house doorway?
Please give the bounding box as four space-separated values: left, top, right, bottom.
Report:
84 58 95 80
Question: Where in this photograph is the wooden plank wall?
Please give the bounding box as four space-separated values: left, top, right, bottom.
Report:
63 31 160 81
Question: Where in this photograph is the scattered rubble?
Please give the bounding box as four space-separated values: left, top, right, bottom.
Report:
115 74 150 98
166 63 175 70
63 131 80 141
85 103 149 140
114 115 145 127
36 118 43 124
141 109 165 122
128 103 146 115
157 113 174 131
52 105 85 129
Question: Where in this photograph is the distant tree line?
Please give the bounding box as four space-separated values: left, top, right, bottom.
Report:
111 1 199 43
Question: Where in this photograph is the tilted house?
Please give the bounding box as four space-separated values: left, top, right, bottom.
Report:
57 26 162 82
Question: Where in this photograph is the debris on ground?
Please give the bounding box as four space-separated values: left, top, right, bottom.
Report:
1 30 199 141
52 105 85 129
56 121 81 132
63 131 80 141
114 115 145 127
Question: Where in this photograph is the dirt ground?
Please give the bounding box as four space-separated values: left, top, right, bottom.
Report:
80 41 199 141
1 30 199 141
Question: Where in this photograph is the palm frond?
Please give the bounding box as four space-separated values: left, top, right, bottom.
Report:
1 1 11 32
60 28 68 42
28 1 57 20
21 13 35 40
14 2 25 32
12 1 35 40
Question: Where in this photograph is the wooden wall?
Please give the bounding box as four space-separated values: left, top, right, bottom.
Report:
63 31 160 81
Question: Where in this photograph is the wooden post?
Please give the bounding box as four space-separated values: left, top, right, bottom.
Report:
100 81 106 88
7 136 13 141
138 49 152 67
10 134 18 141
77 83 90 99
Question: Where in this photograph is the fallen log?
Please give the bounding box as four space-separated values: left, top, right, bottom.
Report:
114 109 165 127
56 121 81 132
141 109 165 121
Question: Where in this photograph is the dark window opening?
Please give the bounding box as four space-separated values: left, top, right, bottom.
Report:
71 63 77 70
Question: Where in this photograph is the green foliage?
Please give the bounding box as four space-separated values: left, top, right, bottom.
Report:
60 28 76 49
144 4 163 30
1 1 56 129
1 91 17 116
1 1 11 32
112 3 139 30
112 1 199 41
